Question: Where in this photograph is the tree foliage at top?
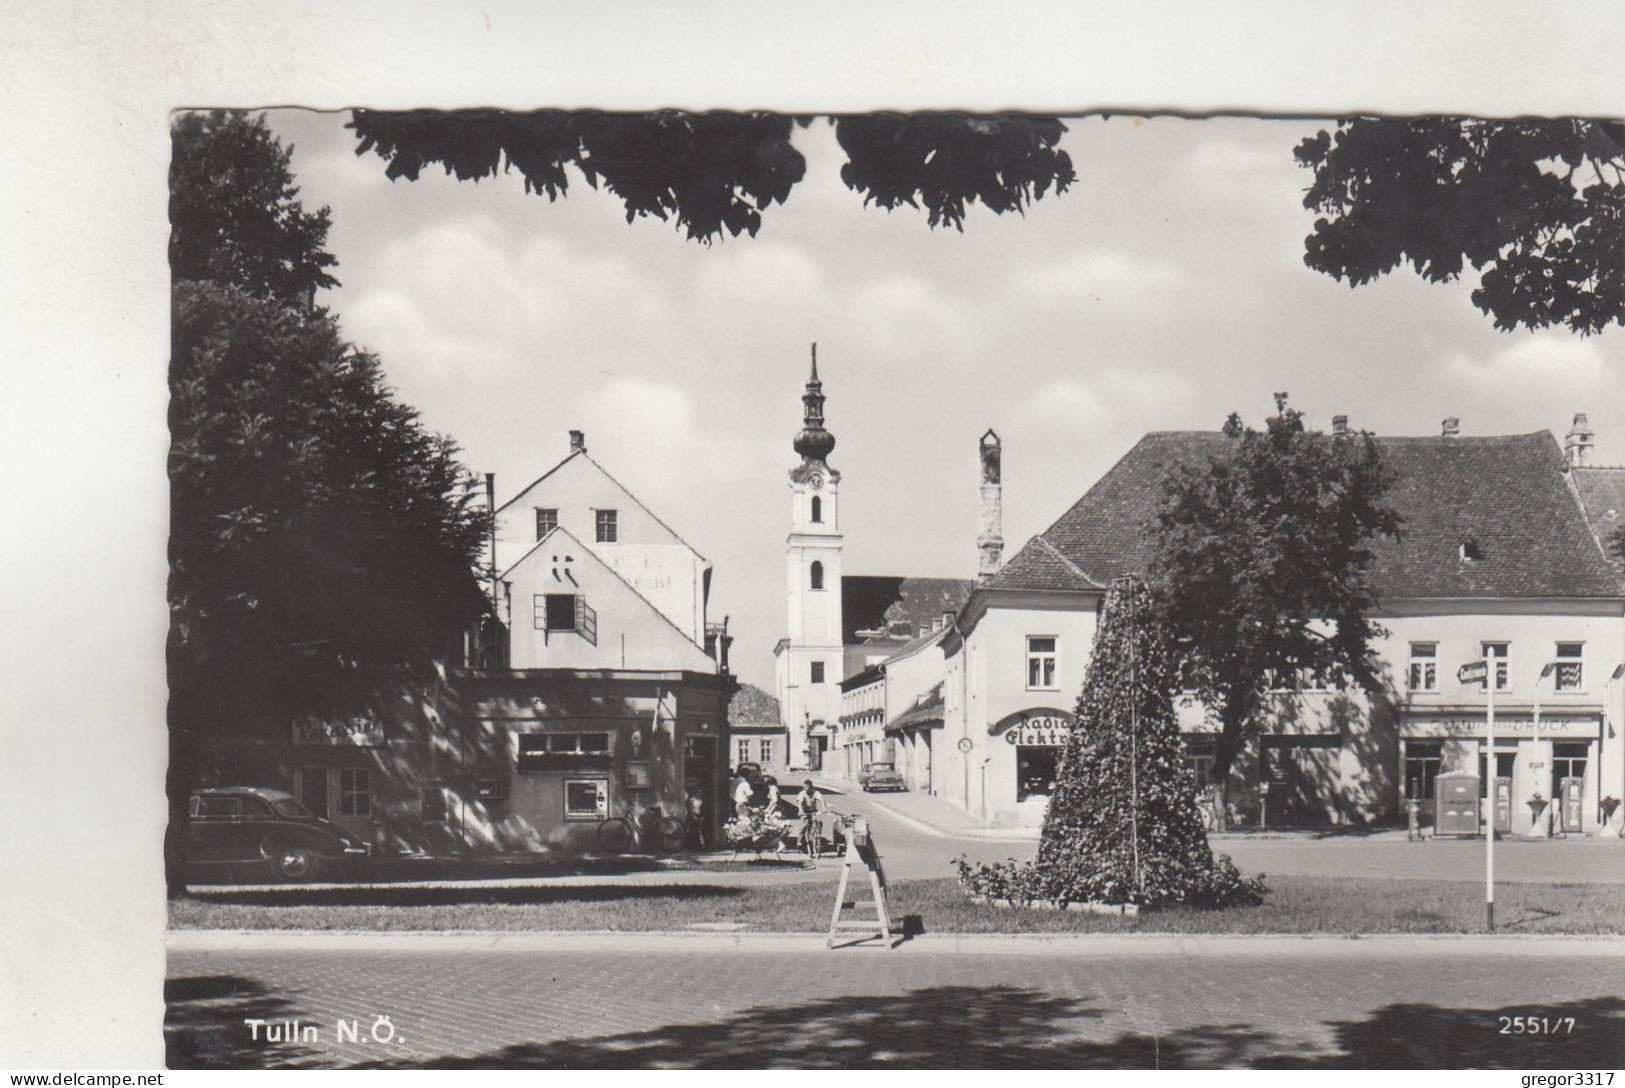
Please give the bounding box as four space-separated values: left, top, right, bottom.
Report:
1296 117 1625 336
346 110 1075 241
1036 579 1264 908
1147 394 1402 827
171 111 340 305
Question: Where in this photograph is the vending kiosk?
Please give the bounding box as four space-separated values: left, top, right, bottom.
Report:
1434 772 1480 836
1558 777 1584 834
1492 776 1513 835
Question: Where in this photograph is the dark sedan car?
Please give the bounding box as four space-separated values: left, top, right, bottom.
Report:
858 762 906 792
187 786 370 882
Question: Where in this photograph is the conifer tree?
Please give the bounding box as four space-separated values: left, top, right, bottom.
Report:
1035 578 1264 908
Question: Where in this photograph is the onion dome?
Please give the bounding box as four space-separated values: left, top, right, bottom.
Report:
793 343 836 462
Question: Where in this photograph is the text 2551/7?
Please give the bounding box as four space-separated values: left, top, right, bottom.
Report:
1499 1015 1575 1035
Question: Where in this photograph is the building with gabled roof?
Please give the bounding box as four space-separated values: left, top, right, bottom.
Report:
939 416 1625 835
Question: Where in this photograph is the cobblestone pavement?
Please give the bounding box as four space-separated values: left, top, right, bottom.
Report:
166 944 1625 1068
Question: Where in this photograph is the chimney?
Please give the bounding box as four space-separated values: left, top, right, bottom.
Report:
569 429 586 453
1441 417 1460 438
1565 412 1594 467
1331 415 1348 437
977 429 1004 584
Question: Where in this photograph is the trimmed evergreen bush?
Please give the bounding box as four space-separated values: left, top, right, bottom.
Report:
954 578 1265 909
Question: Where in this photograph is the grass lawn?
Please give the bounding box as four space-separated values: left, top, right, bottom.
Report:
170 875 1624 935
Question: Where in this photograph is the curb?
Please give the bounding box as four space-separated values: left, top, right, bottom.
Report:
168 928 1625 957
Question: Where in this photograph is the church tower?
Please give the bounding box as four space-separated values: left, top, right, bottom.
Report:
775 344 844 770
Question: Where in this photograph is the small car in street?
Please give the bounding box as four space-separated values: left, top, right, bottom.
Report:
186 786 370 882
857 762 906 792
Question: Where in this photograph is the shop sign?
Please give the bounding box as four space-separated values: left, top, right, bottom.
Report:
291 716 384 747
1402 714 1598 739
1003 713 1071 747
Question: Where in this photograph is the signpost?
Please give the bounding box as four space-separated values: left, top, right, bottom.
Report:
1457 659 1492 930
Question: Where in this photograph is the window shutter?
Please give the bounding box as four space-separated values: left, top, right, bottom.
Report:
577 594 597 646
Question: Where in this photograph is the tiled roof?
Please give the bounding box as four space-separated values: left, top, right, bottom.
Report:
984 534 1102 592
728 682 780 727
886 682 945 732
1574 466 1625 575
1006 430 1620 600
841 575 974 644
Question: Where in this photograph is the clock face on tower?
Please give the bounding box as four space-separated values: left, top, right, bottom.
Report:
808 470 825 491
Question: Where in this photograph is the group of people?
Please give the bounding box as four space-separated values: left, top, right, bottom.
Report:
728 770 833 858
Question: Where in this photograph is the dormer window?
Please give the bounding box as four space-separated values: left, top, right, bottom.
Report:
810 496 822 523
1459 540 1483 562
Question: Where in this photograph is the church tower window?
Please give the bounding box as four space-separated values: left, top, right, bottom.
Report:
810 495 822 523
810 561 824 591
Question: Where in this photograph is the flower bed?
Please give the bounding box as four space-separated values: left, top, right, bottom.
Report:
723 810 793 854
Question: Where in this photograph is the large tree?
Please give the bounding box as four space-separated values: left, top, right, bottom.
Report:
1296 117 1625 336
171 110 341 306
166 113 487 895
346 110 1076 241
1147 395 1402 830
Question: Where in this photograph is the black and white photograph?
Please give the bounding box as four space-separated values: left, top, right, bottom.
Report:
5 1 1624 1076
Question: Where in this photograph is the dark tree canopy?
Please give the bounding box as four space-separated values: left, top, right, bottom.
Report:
347 109 1076 241
1296 117 1625 335
170 111 340 304
1148 395 1402 827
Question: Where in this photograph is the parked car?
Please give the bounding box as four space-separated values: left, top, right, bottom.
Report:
858 762 906 792
186 786 370 882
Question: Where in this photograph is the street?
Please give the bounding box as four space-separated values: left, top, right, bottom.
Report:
167 784 1625 1068
166 939 1625 1068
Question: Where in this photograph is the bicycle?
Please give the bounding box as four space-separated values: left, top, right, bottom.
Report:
596 807 688 855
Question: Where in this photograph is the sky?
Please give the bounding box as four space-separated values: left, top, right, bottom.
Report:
264 111 1624 691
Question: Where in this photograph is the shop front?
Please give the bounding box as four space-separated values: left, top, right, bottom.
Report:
985 707 1072 827
1400 710 1605 836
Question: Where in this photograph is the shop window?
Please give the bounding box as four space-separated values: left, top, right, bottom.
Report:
1026 637 1058 690
297 768 329 818
1477 750 1515 798
810 496 822 523
1552 742 1588 791
1408 643 1438 691
535 507 558 540
759 739 775 764
339 769 371 817
810 561 824 591
564 778 609 820
1404 741 1443 802
811 660 825 684
737 739 752 765
1480 642 1510 691
595 509 618 543
1016 746 1059 802
1554 642 1584 691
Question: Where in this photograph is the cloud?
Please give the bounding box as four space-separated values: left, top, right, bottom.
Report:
1441 336 1610 387
1022 369 1195 429
1015 249 1185 306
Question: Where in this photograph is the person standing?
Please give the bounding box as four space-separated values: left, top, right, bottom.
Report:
797 780 824 859
686 791 707 850
732 770 754 818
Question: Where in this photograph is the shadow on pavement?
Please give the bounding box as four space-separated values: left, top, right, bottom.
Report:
349 988 1625 1069
165 975 321 1069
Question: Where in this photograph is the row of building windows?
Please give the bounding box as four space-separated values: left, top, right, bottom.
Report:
1407 641 1587 692
535 508 618 543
